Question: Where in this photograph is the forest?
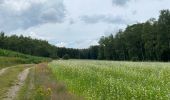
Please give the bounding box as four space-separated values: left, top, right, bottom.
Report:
0 10 170 61
98 10 170 61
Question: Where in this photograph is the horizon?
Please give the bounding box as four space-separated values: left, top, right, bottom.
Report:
0 0 170 48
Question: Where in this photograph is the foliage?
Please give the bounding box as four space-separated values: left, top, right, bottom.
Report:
62 54 70 60
49 60 170 100
98 10 170 61
17 63 78 100
0 32 99 60
0 57 27 69
0 49 51 64
1 9 170 61
0 32 58 58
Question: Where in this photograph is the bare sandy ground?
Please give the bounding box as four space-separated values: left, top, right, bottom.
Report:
0 67 9 76
3 68 30 100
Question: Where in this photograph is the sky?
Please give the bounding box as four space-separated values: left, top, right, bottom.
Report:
0 0 170 48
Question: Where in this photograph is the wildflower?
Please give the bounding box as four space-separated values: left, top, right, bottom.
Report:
46 88 52 96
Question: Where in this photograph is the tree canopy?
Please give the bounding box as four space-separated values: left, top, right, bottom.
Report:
98 10 170 61
0 9 170 61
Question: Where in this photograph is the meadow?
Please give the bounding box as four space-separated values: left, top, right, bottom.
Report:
1 47 170 100
49 60 170 100
0 65 26 99
0 49 52 99
17 63 79 100
0 49 51 66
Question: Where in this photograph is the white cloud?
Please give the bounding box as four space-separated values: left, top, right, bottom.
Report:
112 0 130 6
1 0 170 48
80 14 130 24
0 0 65 31
56 42 68 47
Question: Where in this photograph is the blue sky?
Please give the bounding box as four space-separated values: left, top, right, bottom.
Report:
0 0 170 48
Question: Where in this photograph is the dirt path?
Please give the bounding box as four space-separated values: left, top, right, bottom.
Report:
0 66 16 76
0 65 33 76
3 68 31 100
0 67 9 76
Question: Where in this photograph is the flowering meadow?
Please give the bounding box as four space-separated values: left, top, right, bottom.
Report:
49 60 170 100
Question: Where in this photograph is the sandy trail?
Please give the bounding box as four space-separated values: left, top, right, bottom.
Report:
0 65 33 76
3 68 31 100
0 67 9 76
0 66 14 76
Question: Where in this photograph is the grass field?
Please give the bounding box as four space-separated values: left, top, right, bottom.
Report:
1 49 170 100
0 49 51 64
0 49 52 99
17 63 79 100
0 57 26 69
0 65 26 99
49 60 170 100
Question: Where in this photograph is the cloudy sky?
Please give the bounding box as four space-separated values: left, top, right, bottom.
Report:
0 0 170 48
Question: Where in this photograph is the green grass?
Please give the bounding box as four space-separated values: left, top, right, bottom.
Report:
49 60 170 100
17 63 78 100
0 49 51 69
16 67 35 100
0 56 37 69
0 57 25 69
0 49 52 99
0 65 25 99
0 49 51 64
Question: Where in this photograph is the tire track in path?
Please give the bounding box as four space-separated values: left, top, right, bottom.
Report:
0 67 9 76
3 68 31 100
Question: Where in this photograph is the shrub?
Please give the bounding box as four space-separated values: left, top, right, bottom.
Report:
62 54 70 60
131 57 139 61
50 55 60 60
0 49 52 64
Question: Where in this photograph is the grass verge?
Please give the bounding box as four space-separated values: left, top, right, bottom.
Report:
0 49 52 64
17 63 80 100
0 65 26 99
49 60 170 100
0 57 29 70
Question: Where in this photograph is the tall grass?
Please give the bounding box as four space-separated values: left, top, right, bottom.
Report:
0 49 51 64
0 57 27 69
0 65 25 99
17 63 79 100
49 60 170 100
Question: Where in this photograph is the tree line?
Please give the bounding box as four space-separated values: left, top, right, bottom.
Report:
0 9 170 61
0 32 98 59
98 10 170 61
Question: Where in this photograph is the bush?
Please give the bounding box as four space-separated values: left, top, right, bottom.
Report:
131 57 139 61
52 56 60 60
62 54 70 60
0 49 52 63
50 54 60 60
